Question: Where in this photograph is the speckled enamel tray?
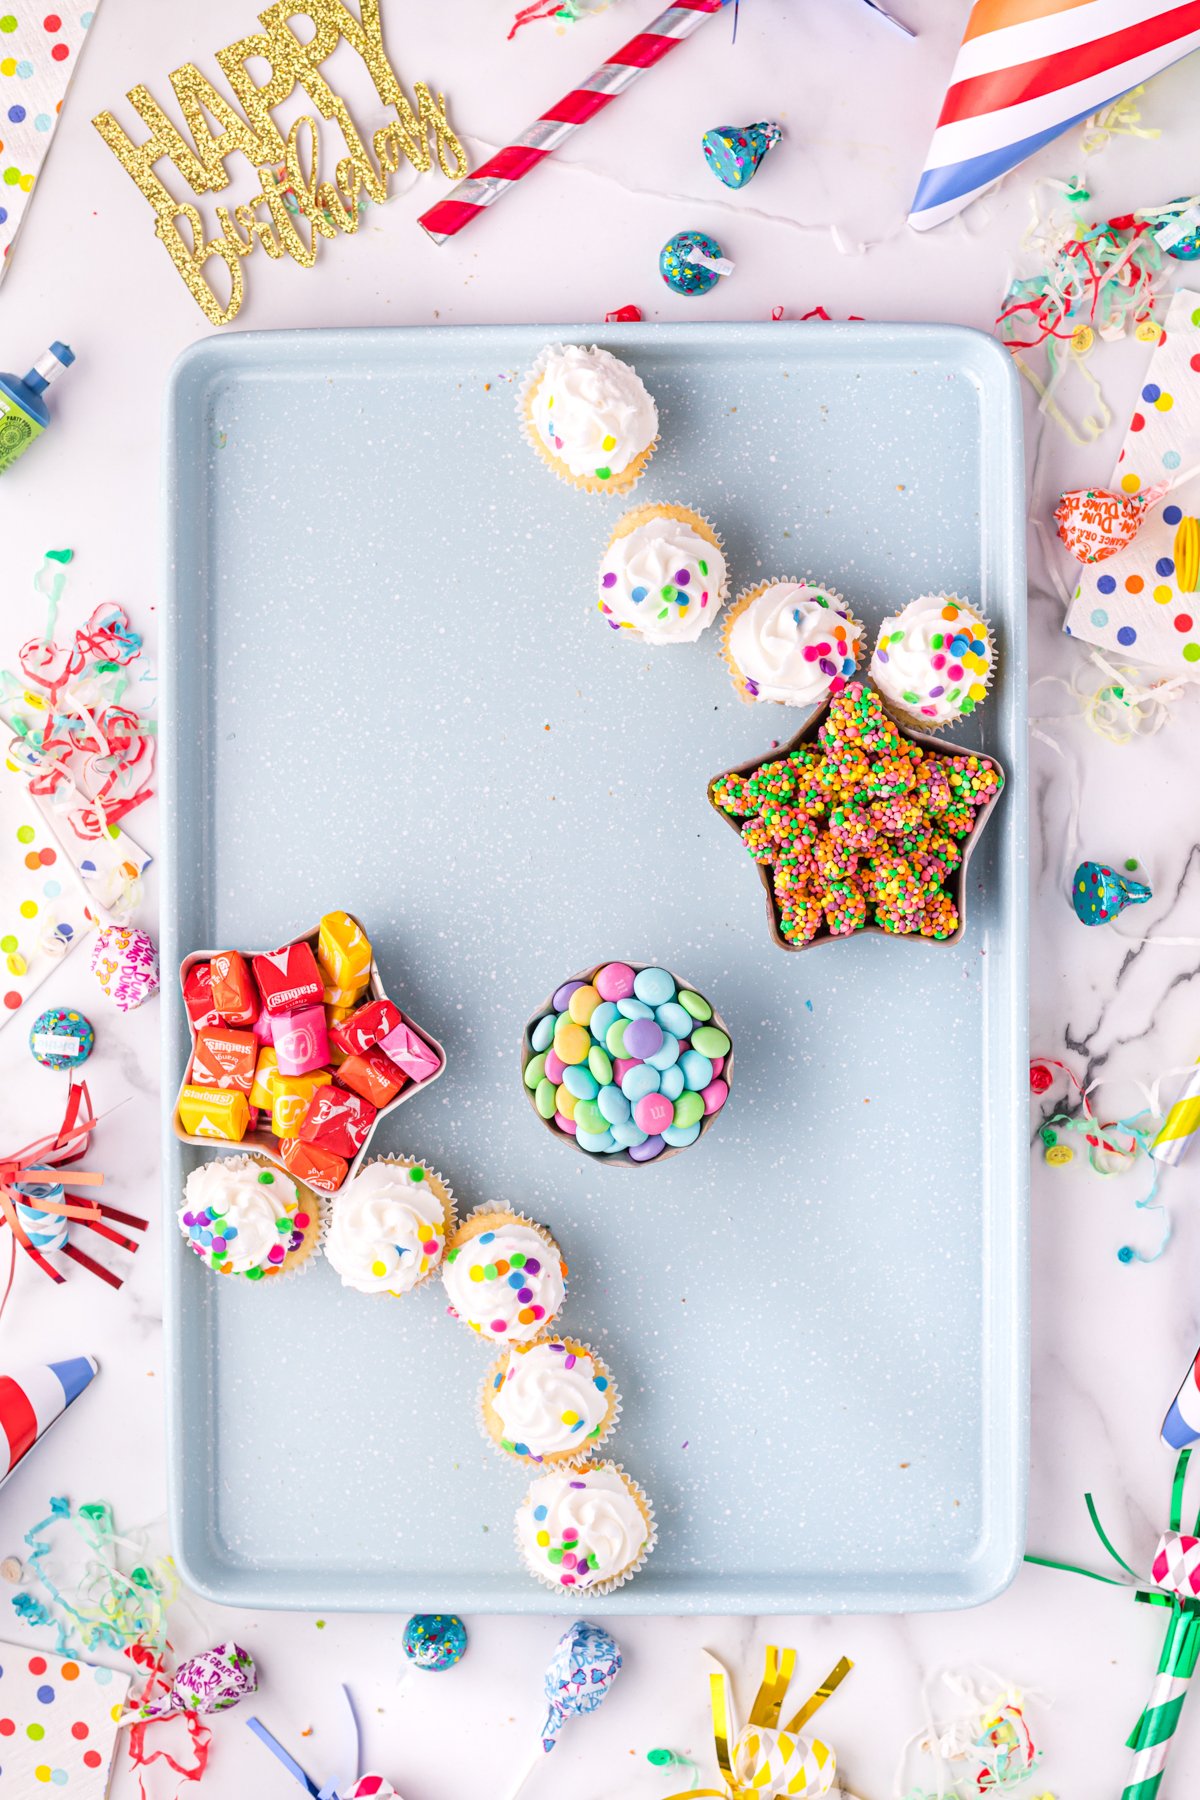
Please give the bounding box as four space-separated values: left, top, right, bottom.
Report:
162 322 1028 1614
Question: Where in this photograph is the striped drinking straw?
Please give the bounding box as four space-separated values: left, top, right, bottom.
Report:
418 0 732 245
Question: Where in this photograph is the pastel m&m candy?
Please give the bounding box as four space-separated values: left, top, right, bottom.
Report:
523 964 731 1164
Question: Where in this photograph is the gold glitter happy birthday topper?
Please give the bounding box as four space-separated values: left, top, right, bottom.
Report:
92 0 466 325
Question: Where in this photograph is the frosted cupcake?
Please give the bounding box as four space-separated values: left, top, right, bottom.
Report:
481 1336 619 1467
521 344 657 495
443 1209 567 1343
325 1157 454 1299
869 593 993 728
514 1461 655 1594
723 579 862 706
178 1155 319 1281
597 504 728 643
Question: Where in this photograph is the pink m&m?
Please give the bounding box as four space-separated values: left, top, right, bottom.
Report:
544 1048 566 1084
595 961 636 1001
633 1091 674 1134
701 1078 728 1114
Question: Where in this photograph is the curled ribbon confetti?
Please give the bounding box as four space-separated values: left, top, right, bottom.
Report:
0 1084 145 1291
666 1645 853 1799
1030 1057 1167 1264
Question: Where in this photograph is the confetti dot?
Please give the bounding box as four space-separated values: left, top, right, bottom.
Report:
1165 504 1184 526
19 900 36 918
1143 383 1161 402
6 104 22 122
28 1659 46 1676
0 58 14 75
23 851 39 870
1117 625 1137 646
44 12 62 27
39 847 54 865
1097 573 1117 595
1125 575 1144 594
1156 557 1175 577
2 166 18 184
1192 353 1200 372
1090 608 1108 627
33 112 49 130
1176 614 1194 633
3 993 20 1010
35 1685 53 1704
1120 472 1141 493
16 825 33 843
81 9 93 23
82 1751 102 1769
60 1666 78 1682
1154 585 1173 604
35 1767 51 1784
0 936 14 952
1156 392 1174 412
27 1723 45 1740
43 880 60 898
16 60 31 77
1130 412 1145 431
0 1719 13 1735
49 42 66 59
1164 449 1182 469
0 17 14 31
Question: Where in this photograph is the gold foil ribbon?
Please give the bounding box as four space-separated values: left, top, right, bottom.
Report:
669 1646 853 1800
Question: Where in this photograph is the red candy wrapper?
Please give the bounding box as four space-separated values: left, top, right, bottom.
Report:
278 1136 348 1193
336 1047 406 1107
1054 483 1165 563
298 1084 377 1158
210 952 259 1026
252 941 324 1017
328 997 402 1058
190 1027 257 1093
183 962 221 1031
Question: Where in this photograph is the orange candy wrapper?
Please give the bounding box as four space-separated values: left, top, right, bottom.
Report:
190 1027 257 1092
209 951 259 1026
278 1137 348 1193
337 1047 406 1107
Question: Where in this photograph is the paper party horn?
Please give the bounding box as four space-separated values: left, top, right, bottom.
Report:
1164 1346 1200 1449
1152 1059 1200 1168
661 1644 853 1798
909 2 1200 232
0 1356 98 1488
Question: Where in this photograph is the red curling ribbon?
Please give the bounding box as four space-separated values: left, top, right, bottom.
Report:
0 1084 145 1287
605 305 643 322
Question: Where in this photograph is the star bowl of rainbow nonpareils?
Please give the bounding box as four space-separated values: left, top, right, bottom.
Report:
708 681 1004 950
521 963 732 1165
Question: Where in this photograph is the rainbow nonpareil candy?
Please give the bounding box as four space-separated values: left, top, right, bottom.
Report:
910 2 1200 231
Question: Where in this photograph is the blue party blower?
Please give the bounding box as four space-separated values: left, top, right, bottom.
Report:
0 340 74 473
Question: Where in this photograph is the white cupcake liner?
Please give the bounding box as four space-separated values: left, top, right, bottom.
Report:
443 1206 568 1345
476 1332 622 1470
518 344 658 498
180 1151 323 1285
322 1154 458 1300
513 1460 657 1599
869 591 995 734
600 503 730 644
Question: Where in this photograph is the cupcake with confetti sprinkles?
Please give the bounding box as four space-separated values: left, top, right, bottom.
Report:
178 1155 320 1280
481 1335 620 1468
869 593 994 729
443 1208 567 1343
514 1461 655 1594
325 1156 455 1299
521 343 658 496
722 578 863 707
597 503 727 643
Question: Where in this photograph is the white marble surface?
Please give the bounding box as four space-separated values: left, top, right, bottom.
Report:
3 0 1200 1794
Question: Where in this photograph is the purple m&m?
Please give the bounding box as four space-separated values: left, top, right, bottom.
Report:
524 963 731 1165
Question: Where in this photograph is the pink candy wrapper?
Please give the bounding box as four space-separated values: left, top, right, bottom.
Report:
90 923 159 1011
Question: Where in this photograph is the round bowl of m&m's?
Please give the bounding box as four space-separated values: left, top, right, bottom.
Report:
521 962 732 1165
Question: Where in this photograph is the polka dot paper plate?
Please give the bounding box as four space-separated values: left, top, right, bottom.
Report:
0 1644 130 1794
1066 287 1200 670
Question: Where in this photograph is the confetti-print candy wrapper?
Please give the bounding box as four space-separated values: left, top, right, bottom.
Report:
90 922 159 1010
513 1460 656 1598
1065 289 1200 672
476 1330 622 1469
0 4 100 285
518 344 657 498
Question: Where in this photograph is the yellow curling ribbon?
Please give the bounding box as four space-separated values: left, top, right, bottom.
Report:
1174 517 1200 595
668 1646 853 1799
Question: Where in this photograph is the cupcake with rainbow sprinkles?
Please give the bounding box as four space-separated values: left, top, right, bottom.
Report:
869 593 993 729
443 1207 567 1343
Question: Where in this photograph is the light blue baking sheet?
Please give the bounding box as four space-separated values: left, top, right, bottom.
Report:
161 322 1028 1614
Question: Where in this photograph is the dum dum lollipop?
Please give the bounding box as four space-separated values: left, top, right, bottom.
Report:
506 1621 621 1797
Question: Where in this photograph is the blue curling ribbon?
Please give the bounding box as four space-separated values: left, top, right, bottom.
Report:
247 1685 363 1800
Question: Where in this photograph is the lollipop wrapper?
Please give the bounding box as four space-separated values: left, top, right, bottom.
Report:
1055 486 1159 563
91 923 160 1011
540 1620 622 1751
909 2 1200 231
135 1642 257 1718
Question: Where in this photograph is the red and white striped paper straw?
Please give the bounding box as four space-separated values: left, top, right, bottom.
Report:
418 0 731 244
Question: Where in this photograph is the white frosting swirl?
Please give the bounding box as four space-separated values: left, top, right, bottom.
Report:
179 1159 301 1276
869 593 993 724
443 1220 565 1342
598 513 727 644
516 1464 649 1590
490 1341 611 1459
529 345 657 480
326 1162 447 1296
728 581 862 705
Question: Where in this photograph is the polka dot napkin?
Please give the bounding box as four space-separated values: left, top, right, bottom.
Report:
1065 287 1200 673
0 5 98 285
0 1642 130 1795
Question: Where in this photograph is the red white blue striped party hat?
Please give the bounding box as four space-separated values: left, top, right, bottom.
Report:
0 1356 98 1488
910 1 1200 232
